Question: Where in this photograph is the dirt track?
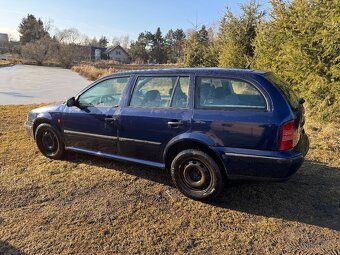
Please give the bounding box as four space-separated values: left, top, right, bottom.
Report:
0 104 339 254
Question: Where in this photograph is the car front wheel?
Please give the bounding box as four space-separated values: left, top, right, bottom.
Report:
171 149 224 200
35 123 65 159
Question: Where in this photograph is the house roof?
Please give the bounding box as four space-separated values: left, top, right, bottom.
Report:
104 45 129 56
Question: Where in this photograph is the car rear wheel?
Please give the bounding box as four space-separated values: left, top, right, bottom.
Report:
171 149 224 200
35 123 65 159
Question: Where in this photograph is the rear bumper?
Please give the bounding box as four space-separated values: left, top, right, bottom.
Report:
214 147 305 180
24 121 34 138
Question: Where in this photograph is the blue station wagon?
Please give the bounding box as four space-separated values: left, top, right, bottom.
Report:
24 68 309 200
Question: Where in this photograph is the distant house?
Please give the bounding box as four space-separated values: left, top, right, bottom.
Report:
0 53 11 60
89 45 130 63
90 47 107 61
105 45 131 63
0 33 9 54
0 33 8 42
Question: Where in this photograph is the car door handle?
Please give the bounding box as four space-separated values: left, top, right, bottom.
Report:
105 116 118 122
168 120 183 126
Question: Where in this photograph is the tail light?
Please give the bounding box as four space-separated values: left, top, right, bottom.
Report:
279 120 299 150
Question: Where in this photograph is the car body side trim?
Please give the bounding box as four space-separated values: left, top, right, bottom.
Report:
64 130 161 145
65 146 165 169
224 152 301 160
119 137 161 145
64 130 117 140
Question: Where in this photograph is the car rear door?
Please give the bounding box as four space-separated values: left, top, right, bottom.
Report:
62 76 130 155
117 75 192 163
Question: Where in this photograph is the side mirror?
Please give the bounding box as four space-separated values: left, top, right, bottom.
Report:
66 97 77 107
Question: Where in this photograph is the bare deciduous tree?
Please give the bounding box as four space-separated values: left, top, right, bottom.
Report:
53 28 91 68
21 35 53 65
111 35 130 48
54 28 81 44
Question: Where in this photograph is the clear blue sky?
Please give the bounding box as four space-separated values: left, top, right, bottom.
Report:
0 0 271 42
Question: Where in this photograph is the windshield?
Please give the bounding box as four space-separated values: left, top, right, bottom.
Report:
265 73 300 110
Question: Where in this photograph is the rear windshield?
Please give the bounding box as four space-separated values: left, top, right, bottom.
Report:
265 73 299 109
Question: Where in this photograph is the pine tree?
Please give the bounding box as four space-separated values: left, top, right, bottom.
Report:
18 14 49 45
217 0 264 68
184 27 218 67
198 25 209 46
129 32 149 63
149 27 167 63
254 0 339 121
98 36 108 47
165 29 186 63
165 29 175 63
172 29 186 63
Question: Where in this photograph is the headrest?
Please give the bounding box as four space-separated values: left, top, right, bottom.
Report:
144 90 161 101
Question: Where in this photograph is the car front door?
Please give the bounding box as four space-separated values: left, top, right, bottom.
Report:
118 75 192 163
62 76 130 154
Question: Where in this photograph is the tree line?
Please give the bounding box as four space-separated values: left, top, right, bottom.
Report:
131 0 338 120
17 0 338 121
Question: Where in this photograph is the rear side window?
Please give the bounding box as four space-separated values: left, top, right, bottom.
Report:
195 77 266 110
130 76 189 108
265 73 299 109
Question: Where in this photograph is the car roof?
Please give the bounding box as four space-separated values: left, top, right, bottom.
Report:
104 67 268 78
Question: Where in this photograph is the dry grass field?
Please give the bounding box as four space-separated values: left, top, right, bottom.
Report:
71 63 179 81
0 60 12 67
0 104 339 254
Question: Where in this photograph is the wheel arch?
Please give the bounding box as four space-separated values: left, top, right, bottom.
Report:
163 138 227 176
32 118 52 138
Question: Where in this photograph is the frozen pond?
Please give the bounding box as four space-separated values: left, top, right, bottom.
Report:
0 65 91 104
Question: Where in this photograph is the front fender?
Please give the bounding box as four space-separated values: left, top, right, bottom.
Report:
36 112 53 122
33 112 62 135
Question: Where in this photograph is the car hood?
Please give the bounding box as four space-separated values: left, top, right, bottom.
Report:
31 103 65 114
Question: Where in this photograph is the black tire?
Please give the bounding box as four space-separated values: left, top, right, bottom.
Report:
35 123 65 159
171 149 224 200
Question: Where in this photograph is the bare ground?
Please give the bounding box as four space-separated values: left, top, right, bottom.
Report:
0 104 339 255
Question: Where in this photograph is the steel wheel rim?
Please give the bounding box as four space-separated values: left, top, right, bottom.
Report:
181 159 212 191
41 130 58 155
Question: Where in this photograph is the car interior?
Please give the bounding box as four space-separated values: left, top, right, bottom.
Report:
198 78 266 109
131 77 188 108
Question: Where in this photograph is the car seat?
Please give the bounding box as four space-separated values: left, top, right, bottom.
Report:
213 86 240 106
200 82 213 105
142 90 162 107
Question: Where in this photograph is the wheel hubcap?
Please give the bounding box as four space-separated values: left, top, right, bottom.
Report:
41 130 58 154
182 160 211 190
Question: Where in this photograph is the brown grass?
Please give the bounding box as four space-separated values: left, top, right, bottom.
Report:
0 104 339 254
0 60 12 67
304 118 340 166
71 63 179 80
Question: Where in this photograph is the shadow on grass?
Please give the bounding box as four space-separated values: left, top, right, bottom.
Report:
64 153 340 231
213 161 340 231
0 240 26 255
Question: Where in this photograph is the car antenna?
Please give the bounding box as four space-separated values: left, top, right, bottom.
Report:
245 55 256 69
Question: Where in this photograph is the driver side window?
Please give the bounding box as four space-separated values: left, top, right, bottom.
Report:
78 77 129 107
